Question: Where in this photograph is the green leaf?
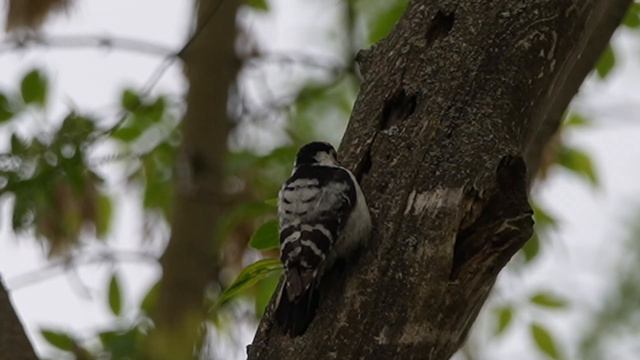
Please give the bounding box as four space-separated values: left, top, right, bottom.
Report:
21 69 48 106
367 0 409 44
522 233 540 263
255 272 280 317
99 328 139 357
530 292 567 309
11 191 32 230
141 96 166 123
623 4 640 28
10 134 27 155
113 95 167 143
142 154 174 213
595 46 616 79
565 113 589 127
213 258 283 311
249 220 279 250
495 306 514 335
140 281 160 315
121 89 141 112
41 329 75 352
217 201 276 243
108 273 123 316
112 125 142 142
246 0 269 11
530 322 562 360
264 198 278 208
58 113 96 144
533 204 557 230
96 194 112 237
557 146 598 186
288 76 358 145
0 93 14 122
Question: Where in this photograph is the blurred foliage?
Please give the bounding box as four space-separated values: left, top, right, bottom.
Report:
0 93 14 122
529 292 567 309
557 145 598 186
530 322 563 360
249 219 279 250
0 68 180 356
3 0 639 359
21 69 48 106
41 329 76 352
514 202 556 265
40 328 93 359
494 306 513 336
481 107 598 359
623 3 640 28
0 69 112 256
110 87 180 220
285 74 359 145
596 46 616 79
39 274 150 359
349 0 410 45
210 258 283 315
246 0 269 12
579 211 640 359
108 273 123 317
8 0 363 355
593 3 640 80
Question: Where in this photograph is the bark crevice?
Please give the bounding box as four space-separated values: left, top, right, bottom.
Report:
425 10 455 47
380 89 418 130
451 155 533 281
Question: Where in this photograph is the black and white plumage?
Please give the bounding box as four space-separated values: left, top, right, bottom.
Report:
274 141 372 336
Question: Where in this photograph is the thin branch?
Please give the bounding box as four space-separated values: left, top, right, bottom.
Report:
142 0 228 93
88 151 141 167
5 250 158 291
176 0 227 58
140 56 177 94
0 33 176 57
244 52 347 73
65 264 94 300
92 0 228 139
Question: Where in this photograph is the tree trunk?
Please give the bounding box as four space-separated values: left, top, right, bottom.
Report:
248 1 630 359
145 0 239 358
0 280 37 360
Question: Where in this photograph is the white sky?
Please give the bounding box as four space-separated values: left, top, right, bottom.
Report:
0 1 639 359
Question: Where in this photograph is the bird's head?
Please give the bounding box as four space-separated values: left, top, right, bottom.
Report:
294 141 339 167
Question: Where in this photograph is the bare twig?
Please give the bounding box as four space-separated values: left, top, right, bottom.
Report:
93 0 228 140
6 250 158 291
244 51 346 73
0 33 176 57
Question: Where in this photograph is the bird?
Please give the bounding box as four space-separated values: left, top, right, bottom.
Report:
274 141 372 336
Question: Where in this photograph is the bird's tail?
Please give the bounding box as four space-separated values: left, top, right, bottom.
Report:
274 281 319 337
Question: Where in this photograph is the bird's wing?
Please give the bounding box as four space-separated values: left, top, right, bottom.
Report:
278 165 356 299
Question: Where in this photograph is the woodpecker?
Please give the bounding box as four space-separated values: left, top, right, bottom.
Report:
274 141 372 336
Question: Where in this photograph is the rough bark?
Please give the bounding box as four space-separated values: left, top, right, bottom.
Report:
0 280 37 360
145 0 239 358
249 1 630 359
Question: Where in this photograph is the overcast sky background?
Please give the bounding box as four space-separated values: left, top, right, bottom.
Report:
0 1 639 359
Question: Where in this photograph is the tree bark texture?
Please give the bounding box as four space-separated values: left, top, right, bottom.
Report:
145 0 239 358
0 280 37 360
249 1 630 359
